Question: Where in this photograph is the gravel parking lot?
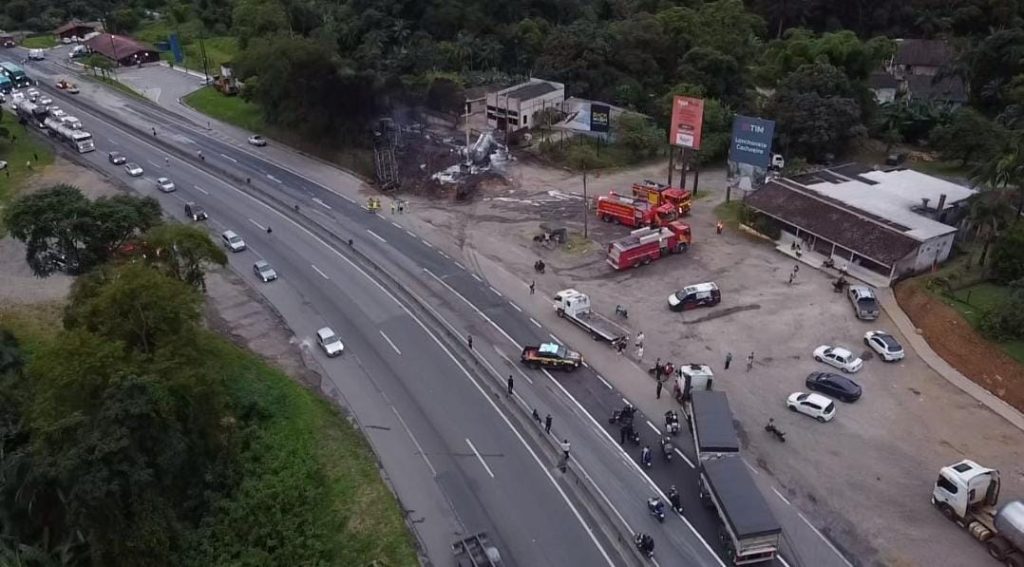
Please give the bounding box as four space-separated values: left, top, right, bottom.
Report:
400 157 1024 567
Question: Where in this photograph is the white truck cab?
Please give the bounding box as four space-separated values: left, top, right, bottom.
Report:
933 460 1000 519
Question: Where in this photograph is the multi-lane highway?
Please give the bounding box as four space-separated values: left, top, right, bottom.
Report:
1 48 835 567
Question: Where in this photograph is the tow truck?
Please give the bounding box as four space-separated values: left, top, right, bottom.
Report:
596 192 678 228
521 342 582 371
606 221 691 270
632 179 692 216
553 289 628 344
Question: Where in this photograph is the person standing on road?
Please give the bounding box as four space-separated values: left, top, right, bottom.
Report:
656 379 664 399
529 281 535 295
636 344 645 361
391 201 396 214
635 331 645 348
560 439 571 461
746 352 755 371
654 357 663 380
507 375 514 397
545 414 552 434
724 352 733 370
619 425 628 445
467 335 473 349
164 156 169 167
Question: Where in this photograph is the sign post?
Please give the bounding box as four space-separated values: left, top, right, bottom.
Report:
668 96 705 190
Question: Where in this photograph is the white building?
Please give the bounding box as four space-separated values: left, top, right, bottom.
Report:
745 164 976 284
486 78 564 133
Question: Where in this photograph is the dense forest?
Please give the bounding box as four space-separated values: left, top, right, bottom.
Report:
5 0 1024 167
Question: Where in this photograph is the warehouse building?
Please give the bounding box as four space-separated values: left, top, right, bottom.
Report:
54 21 99 42
486 78 564 133
744 164 975 285
84 33 160 66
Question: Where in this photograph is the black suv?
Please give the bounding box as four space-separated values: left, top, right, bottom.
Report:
185 202 208 221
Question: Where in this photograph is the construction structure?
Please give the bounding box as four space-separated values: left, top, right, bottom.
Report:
372 118 400 190
486 78 564 135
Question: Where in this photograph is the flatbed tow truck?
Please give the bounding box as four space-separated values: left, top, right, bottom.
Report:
453 532 502 566
553 289 628 345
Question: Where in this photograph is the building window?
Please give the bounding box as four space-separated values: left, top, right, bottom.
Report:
523 115 528 126
486 105 497 112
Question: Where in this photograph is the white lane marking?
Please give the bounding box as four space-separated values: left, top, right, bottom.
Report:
312 197 332 210
674 448 695 469
509 302 522 312
248 218 266 231
471 273 482 282
366 229 387 243
646 420 660 436
391 221 402 229
391 407 437 476
772 487 791 506
311 264 330 280
340 194 356 204
778 556 792 567
595 374 613 390
797 512 854 567
193 184 209 195
220 152 238 163
375 213 385 220
147 159 161 168
439 251 450 259
423 268 518 348
743 457 760 475
549 334 562 345
489 286 503 297
530 318 542 328
267 173 282 184
454 261 466 270
465 438 495 479
420 239 434 248
379 331 402 355
621 397 631 406
405 230 416 237
539 369 723 566
498 351 533 385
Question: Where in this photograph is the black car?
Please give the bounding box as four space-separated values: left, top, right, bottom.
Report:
185 202 208 221
805 371 862 403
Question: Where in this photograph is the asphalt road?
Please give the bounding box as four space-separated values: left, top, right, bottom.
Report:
4 50 805 567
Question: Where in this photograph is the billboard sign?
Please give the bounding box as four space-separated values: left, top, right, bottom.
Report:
728 115 775 168
590 103 610 133
669 96 704 149
169 33 184 63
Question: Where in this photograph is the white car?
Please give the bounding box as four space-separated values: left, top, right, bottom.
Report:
221 230 246 252
0 160 7 171
864 330 905 362
38 96 52 106
813 345 863 373
787 392 837 422
247 135 267 147
124 163 144 177
156 177 176 192
316 327 344 357
253 260 277 282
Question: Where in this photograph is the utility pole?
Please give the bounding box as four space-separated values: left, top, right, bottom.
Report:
667 145 675 186
583 166 589 238
198 29 210 83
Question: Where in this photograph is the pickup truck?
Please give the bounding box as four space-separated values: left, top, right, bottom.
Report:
521 343 582 371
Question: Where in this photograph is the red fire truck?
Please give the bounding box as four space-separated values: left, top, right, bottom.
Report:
596 193 678 228
632 180 692 216
606 221 692 270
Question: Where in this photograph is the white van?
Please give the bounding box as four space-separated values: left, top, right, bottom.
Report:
61 116 82 129
28 49 44 60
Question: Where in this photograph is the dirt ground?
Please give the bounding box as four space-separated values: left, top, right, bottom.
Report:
394 155 1024 567
896 280 1024 411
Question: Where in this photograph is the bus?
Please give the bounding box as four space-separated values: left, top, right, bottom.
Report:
0 62 31 88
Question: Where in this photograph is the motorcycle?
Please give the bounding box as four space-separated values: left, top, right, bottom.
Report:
615 304 629 318
641 446 653 469
660 436 674 462
609 404 635 425
647 361 675 378
634 533 655 559
823 257 836 269
647 497 666 523
765 419 787 442
832 276 848 293
664 410 680 435
667 486 683 514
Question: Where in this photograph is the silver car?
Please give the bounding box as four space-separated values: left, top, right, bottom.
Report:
848 286 880 320
253 260 277 282
156 177 176 192
124 163 144 177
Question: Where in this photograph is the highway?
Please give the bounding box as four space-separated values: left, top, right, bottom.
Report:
4 50 804 567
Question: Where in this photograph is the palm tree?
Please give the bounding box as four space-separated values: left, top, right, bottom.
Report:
966 188 1014 267
973 130 1024 219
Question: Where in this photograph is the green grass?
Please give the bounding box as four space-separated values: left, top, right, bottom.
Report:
184 86 265 132
935 282 1024 364
0 304 418 566
0 112 56 231
136 19 238 76
21 35 57 49
534 135 664 170
85 74 147 100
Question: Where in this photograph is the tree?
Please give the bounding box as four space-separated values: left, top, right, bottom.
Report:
767 63 865 161
966 189 1014 268
988 221 1024 284
232 0 289 49
106 8 140 33
143 224 227 290
930 108 1002 166
676 47 746 106
566 143 602 238
615 114 662 159
64 264 203 356
756 29 894 86
4 186 161 277
974 130 1024 218
83 54 114 78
